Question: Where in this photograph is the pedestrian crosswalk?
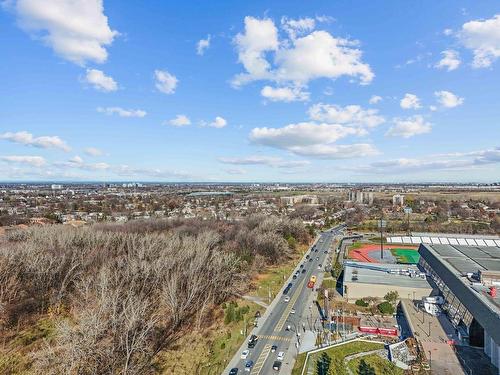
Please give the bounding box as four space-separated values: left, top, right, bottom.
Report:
250 343 271 375
257 334 291 342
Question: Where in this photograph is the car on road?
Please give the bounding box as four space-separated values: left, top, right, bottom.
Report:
290 308 296 314
305 254 310 259
316 256 319 260
299 264 304 268
244 360 253 372
277 352 285 361
309 258 313 262
248 335 258 348
229 368 239 375
283 296 290 302
271 345 278 352
272 361 282 371
240 350 249 359
301 268 306 273
292 274 297 280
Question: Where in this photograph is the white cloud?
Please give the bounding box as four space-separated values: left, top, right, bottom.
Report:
154 69 178 94
368 95 382 104
97 106 146 117
287 143 379 159
208 116 227 128
351 147 500 174
435 49 461 71
443 28 454 36
196 35 211 55
274 31 374 85
84 69 117 92
460 14 500 68
434 90 464 108
84 147 103 156
1 155 46 167
219 155 310 168
250 122 363 148
400 93 421 109
0 131 70 151
8 0 118 65
261 85 309 102
167 114 191 127
308 103 385 128
232 16 279 86
232 17 373 88
386 115 431 138
281 16 316 39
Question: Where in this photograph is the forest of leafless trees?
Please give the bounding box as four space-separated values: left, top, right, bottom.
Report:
0 215 310 374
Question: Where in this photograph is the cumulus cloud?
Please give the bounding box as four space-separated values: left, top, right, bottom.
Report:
196 35 211 55
369 95 382 104
7 0 118 65
154 69 178 94
308 103 385 128
208 116 227 128
84 69 117 92
219 155 310 168
249 121 375 159
435 50 461 71
281 16 316 39
0 131 70 151
84 147 103 156
167 114 191 127
1 155 46 167
386 115 431 138
261 85 309 102
434 90 464 108
232 16 373 88
460 14 500 68
400 93 421 109
97 107 146 117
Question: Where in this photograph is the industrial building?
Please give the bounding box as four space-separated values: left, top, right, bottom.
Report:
342 261 433 302
418 243 500 372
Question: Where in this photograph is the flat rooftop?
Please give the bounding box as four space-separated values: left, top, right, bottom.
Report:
343 261 432 289
419 244 500 344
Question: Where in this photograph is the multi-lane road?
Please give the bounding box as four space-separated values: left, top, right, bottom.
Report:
223 225 345 375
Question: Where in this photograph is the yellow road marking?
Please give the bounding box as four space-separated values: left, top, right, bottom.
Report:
274 277 306 332
257 335 291 342
250 343 271 375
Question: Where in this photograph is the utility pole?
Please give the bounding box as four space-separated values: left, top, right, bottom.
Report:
378 217 386 260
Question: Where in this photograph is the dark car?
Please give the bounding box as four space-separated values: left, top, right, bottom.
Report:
244 360 254 371
271 345 278 352
254 311 261 318
302 268 306 273
287 282 293 288
309 258 313 262
229 368 239 375
292 274 297 280
248 335 258 348
299 264 304 268
305 255 310 259
273 361 282 371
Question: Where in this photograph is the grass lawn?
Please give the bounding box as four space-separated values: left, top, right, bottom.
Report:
249 244 307 302
291 340 385 375
347 354 403 375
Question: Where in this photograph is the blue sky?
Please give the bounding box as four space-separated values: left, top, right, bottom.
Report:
0 0 499 182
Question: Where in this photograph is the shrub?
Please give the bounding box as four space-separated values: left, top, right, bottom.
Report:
355 299 369 307
377 301 395 315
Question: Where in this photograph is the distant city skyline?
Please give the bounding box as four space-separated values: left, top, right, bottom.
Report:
1 1 499 182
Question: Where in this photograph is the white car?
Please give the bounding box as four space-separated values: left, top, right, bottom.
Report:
241 349 250 359
290 308 296 314
277 352 285 361
283 296 290 302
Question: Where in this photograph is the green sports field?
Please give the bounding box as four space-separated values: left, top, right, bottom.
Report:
391 248 420 264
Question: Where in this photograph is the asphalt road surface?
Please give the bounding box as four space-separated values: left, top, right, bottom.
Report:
223 225 345 375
